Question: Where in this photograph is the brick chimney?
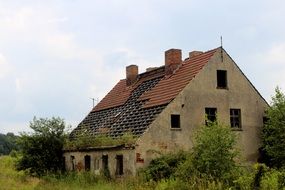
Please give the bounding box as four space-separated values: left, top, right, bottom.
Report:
126 65 138 86
189 51 203 58
165 49 182 75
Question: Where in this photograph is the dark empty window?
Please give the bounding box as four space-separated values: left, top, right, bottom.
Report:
102 155 109 173
205 108 217 125
84 155 91 171
115 155 124 176
171 114 180 128
230 109 241 129
62 156 66 171
263 116 269 125
217 70 227 88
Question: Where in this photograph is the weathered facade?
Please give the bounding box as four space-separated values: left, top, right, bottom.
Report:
63 47 268 177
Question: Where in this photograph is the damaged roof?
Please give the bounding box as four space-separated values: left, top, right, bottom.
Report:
70 47 218 138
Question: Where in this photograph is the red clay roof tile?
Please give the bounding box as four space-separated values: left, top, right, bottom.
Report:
93 48 217 111
140 48 217 108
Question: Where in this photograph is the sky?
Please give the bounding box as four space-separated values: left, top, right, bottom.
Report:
0 0 285 134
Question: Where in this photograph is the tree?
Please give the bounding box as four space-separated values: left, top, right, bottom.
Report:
16 117 66 176
262 87 285 168
177 121 239 181
0 133 19 155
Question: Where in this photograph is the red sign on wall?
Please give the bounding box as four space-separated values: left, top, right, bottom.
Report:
136 153 144 163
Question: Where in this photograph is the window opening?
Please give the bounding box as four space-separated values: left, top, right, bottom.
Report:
217 70 227 88
102 155 109 173
115 155 124 175
84 155 91 171
171 114 180 128
205 108 217 125
62 156 66 171
230 109 241 128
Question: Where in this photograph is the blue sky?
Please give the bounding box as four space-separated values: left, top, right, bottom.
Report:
0 0 285 134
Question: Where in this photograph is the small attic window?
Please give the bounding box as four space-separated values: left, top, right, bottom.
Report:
217 70 227 89
171 114 180 129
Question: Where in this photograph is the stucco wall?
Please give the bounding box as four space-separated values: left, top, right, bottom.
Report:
135 48 268 169
63 148 136 176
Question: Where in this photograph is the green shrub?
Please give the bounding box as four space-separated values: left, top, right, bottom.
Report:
176 121 239 184
260 169 279 190
143 151 187 181
16 117 66 176
191 121 239 181
262 87 285 168
260 168 285 190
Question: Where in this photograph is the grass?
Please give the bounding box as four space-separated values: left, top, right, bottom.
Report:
0 156 154 190
2 155 284 190
0 156 40 190
0 155 241 190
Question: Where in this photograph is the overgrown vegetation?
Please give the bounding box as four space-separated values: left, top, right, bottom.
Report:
143 151 188 181
64 132 137 150
16 117 66 176
262 87 285 168
0 156 40 190
4 88 285 189
142 121 241 188
188 121 239 182
2 155 285 190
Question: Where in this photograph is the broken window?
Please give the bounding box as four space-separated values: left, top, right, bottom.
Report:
230 109 241 129
217 70 227 88
115 155 124 176
70 156 75 171
205 108 217 125
171 114 180 128
84 155 91 171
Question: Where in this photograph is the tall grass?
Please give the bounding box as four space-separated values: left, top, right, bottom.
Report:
0 156 40 190
1 155 284 190
0 156 153 190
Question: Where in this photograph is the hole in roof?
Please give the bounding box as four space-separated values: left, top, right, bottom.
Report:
114 112 122 118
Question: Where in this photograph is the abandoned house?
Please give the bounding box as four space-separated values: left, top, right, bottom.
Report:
63 47 268 176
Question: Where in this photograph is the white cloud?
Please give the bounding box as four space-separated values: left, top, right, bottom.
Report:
47 17 68 23
0 53 12 78
15 78 22 92
113 47 161 71
0 4 103 63
249 43 285 101
264 43 285 65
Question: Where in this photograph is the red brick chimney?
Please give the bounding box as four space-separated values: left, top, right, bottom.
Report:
165 49 182 75
126 65 138 86
189 51 203 58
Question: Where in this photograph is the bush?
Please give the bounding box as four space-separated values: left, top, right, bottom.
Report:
260 168 285 190
16 117 66 176
143 151 187 181
193 121 239 180
177 121 239 183
262 87 285 168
